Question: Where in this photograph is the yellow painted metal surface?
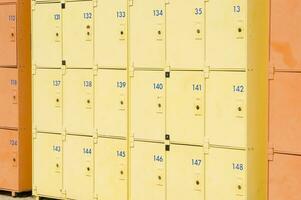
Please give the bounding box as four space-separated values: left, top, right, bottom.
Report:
63 69 94 135
33 133 62 198
33 69 62 133
166 71 204 145
95 138 127 200
95 69 127 138
63 135 94 200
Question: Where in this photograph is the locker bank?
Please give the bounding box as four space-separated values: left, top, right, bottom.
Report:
31 0 269 199
269 0 301 199
0 0 32 195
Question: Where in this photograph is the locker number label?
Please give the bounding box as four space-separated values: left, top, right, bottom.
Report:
83 148 92 154
233 5 241 13
10 140 18 146
84 81 93 87
83 12 93 19
192 84 202 91
153 83 164 90
233 85 244 93
192 159 202 166
194 8 203 15
117 150 126 158
10 79 17 85
232 163 244 171
8 15 16 21
54 14 60 20
53 145 61 152
154 155 164 162
53 80 61 87
117 81 126 88
116 11 126 18
153 9 164 16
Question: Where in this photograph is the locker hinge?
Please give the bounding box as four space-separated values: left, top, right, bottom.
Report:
204 66 210 79
130 134 134 148
204 137 209 154
32 127 37 139
32 64 37 75
165 134 170 151
61 64 66 75
62 129 67 141
93 0 98 7
31 1 36 10
129 0 133 6
61 2 66 9
268 145 274 161
93 130 98 144
129 66 135 77
268 63 275 80
165 66 170 78
93 65 98 76
32 186 37 196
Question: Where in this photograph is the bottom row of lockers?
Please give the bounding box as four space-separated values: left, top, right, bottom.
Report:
33 132 247 200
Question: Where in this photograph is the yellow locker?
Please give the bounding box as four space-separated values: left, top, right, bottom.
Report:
63 69 94 135
33 133 63 198
94 0 127 68
131 71 165 142
32 3 62 68
206 71 246 148
63 135 94 200
33 69 62 133
129 0 166 69
206 148 246 200
167 145 204 200
95 69 127 138
166 0 205 70
166 71 204 145
206 0 246 69
63 1 94 68
131 141 165 200
95 138 127 200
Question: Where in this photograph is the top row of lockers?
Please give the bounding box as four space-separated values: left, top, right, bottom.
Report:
30 0 247 70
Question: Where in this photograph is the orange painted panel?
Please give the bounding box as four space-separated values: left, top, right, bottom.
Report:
0 3 16 67
0 68 18 128
0 129 18 191
269 72 301 154
270 0 301 71
269 153 301 200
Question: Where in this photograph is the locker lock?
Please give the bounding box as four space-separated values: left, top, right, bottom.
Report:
10 27 15 42
194 174 202 191
86 25 92 41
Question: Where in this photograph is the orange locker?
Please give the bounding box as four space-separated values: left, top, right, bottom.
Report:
269 0 301 199
269 153 301 200
0 0 31 195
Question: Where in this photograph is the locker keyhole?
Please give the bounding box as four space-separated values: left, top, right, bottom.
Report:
120 170 124 175
158 103 162 108
13 158 16 162
158 30 162 35
87 99 91 104
196 29 201 34
87 167 90 171
238 106 242 112
120 31 124 35
196 180 200 185
238 28 242 33
120 100 124 105
56 98 60 103
56 163 59 168
238 185 242 190
196 105 200 110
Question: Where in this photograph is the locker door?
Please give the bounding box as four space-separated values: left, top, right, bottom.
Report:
166 0 205 69
95 138 127 200
63 69 94 135
166 71 204 145
271 0 301 71
0 68 18 128
33 133 63 198
32 3 62 68
206 148 246 200
206 71 246 148
64 135 94 200
94 0 127 68
129 0 166 69
95 69 127 138
0 129 18 190
131 142 165 200
33 69 62 133
131 71 165 142
167 145 204 200
206 0 246 69
0 4 16 67
63 1 94 68
269 72 301 154
269 153 301 200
